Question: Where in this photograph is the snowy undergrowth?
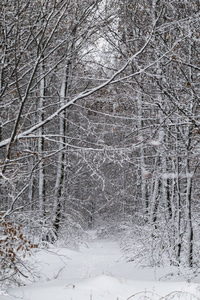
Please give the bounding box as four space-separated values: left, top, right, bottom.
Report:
16 209 88 251
118 215 200 273
1 231 200 300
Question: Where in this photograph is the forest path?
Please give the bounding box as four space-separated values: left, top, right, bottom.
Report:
3 232 200 300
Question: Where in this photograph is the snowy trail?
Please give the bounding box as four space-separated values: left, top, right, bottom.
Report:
2 235 200 300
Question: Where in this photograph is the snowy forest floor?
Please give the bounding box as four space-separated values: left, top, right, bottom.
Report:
1 231 200 300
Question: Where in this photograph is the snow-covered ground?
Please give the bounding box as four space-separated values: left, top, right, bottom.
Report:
1 231 200 300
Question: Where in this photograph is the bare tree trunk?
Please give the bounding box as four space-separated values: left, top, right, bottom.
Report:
28 155 34 205
137 93 148 215
53 66 66 239
185 29 194 267
38 58 45 218
175 155 182 264
185 157 193 267
53 53 74 238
